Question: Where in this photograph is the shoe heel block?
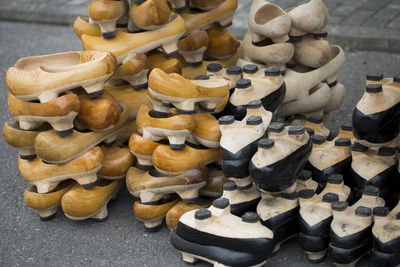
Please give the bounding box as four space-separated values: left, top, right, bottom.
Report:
371 249 400 267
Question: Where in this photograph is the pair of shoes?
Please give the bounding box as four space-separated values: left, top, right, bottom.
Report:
248 0 328 44
249 124 312 193
170 197 274 266
328 186 385 267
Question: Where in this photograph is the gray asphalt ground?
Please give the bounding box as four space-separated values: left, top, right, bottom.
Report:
1 21 400 267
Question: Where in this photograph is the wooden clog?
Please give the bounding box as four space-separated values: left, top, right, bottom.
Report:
105 85 151 120
136 104 195 149
7 93 79 136
6 51 116 102
190 113 221 148
130 0 171 30
353 76 400 147
166 199 211 229
304 114 331 139
73 16 128 39
371 202 400 267
148 68 229 113
110 53 149 89
82 15 186 64
219 112 271 180
205 26 240 60
179 0 238 33
18 147 103 194
296 170 318 192
152 143 221 175
294 34 332 68
61 179 123 221
189 0 224 11
2 121 50 160
126 167 207 203
228 70 285 119
148 52 182 74
34 104 129 164
319 174 352 202
328 186 385 267
305 135 351 191
257 191 299 253
350 143 398 202
199 165 227 197
298 189 338 263
248 0 291 43
222 182 261 217
77 91 121 131
286 0 328 39
88 0 129 39
98 146 134 180
170 198 274 266
24 180 75 221
249 126 312 193
133 195 180 231
242 31 294 73
129 132 161 169
178 30 209 66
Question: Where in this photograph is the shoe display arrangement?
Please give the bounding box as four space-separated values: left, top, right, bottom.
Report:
4 0 400 266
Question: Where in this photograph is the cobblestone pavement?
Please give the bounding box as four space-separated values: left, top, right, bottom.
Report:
0 0 399 52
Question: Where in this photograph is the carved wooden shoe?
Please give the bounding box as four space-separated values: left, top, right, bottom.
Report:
190 0 224 11
319 174 353 203
152 143 222 175
350 143 398 202
129 133 161 169
305 136 351 190
136 104 195 149
148 68 229 114
34 104 129 164
130 0 171 30
170 198 274 266
296 170 318 192
257 191 299 253
6 51 117 102
219 114 270 180
190 113 221 148
88 0 129 39
178 30 209 66
82 15 186 64
98 146 134 180
248 0 291 44
294 34 332 68
205 26 240 60
76 92 121 131
249 126 312 193
2 121 50 160
148 52 182 74
8 93 80 136
134 195 180 231
228 71 285 119
304 114 331 139
179 0 238 33
328 186 385 267
127 167 207 203
166 199 211 229
200 165 227 197
19 147 103 194
61 179 123 221
353 76 400 147
206 64 243 92
222 182 261 217
242 31 294 73
286 0 328 40
24 180 75 221
105 85 151 120
298 189 338 263
110 53 149 89
371 202 400 267
73 16 128 39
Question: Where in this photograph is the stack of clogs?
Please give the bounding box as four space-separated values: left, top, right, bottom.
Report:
3 50 137 221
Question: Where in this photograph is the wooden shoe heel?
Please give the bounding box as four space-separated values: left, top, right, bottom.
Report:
168 0 186 12
178 30 209 66
111 53 149 89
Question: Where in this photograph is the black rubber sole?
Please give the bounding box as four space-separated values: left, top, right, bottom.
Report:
182 197 199 204
289 35 303 42
133 82 148 90
102 31 116 39
328 238 372 265
220 22 232 28
39 213 56 221
314 32 328 39
172 7 186 12
20 154 36 160
103 139 117 147
170 144 186 150
137 164 154 170
145 222 164 233
371 249 400 267
189 61 203 67
176 108 195 114
198 105 215 113
57 128 73 137
91 216 108 222
164 50 179 59
88 90 104 99
83 180 98 190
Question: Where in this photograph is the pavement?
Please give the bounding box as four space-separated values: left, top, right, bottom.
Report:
0 0 400 52
0 20 400 266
